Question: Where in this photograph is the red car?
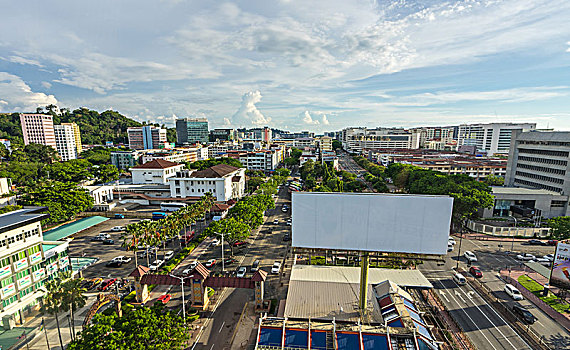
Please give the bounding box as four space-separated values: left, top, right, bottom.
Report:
205 259 217 268
98 278 117 291
232 241 247 247
547 240 558 246
469 266 483 278
157 294 171 304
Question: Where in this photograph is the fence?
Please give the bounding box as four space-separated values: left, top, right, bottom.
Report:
467 220 550 238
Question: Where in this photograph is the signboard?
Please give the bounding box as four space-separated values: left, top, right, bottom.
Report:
551 242 570 289
33 268 45 282
30 251 42 265
1 283 16 298
17 275 32 289
0 265 11 279
14 258 28 271
59 257 70 269
292 192 453 255
47 262 58 274
44 249 56 259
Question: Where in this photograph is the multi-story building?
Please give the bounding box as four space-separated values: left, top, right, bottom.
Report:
127 126 167 150
505 131 570 195
410 126 455 148
317 136 333 152
110 150 141 170
0 207 70 329
61 122 82 154
456 122 536 156
208 141 238 158
341 127 414 152
209 128 236 142
238 150 280 173
54 124 77 161
0 178 15 207
141 148 197 164
169 164 246 201
0 139 11 153
293 138 316 148
19 114 56 149
130 159 185 185
275 131 314 140
176 117 209 145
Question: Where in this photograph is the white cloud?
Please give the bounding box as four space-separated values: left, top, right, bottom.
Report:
3 55 44 67
231 91 271 127
0 72 58 112
41 81 52 89
301 111 320 125
322 114 330 125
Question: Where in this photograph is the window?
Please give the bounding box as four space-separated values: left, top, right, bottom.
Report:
16 269 29 280
12 251 26 263
0 257 10 268
1 277 14 288
27 245 40 255
2 295 18 308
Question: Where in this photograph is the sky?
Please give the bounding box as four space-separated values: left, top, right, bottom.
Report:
1 0 569 132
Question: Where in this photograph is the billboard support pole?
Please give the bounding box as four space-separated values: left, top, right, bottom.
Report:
359 253 370 316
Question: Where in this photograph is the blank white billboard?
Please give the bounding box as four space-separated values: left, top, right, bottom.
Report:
292 192 453 255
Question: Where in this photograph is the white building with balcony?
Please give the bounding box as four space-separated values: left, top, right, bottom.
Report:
169 164 246 202
130 159 185 185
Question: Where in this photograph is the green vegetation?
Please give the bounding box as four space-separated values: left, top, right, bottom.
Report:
0 113 24 144
187 157 243 170
283 148 302 167
299 160 365 192
483 174 505 186
332 140 342 150
517 275 569 313
81 146 123 165
0 204 22 215
548 217 570 240
67 305 189 350
353 156 389 192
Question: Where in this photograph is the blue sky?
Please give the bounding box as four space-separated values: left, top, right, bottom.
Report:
1 0 569 132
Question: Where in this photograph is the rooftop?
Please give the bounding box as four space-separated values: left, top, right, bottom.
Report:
191 164 240 178
518 131 570 142
43 216 109 241
491 186 565 196
0 207 49 234
131 159 180 169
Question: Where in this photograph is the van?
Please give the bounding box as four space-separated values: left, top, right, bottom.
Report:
453 272 467 285
505 284 523 300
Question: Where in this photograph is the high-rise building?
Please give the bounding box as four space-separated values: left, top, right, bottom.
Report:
127 126 167 150
54 124 78 161
505 131 570 195
456 123 536 155
209 128 236 142
19 114 56 149
61 122 82 154
341 127 414 153
176 117 209 145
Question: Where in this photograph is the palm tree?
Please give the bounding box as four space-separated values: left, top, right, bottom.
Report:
60 272 87 340
41 277 65 349
121 223 140 267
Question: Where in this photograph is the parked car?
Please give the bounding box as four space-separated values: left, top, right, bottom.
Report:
271 261 281 274
106 260 122 268
224 257 238 265
182 261 199 275
448 237 457 245
103 238 114 245
236 267 247 278
534 258 551 267
512 304 536 323
210 239 220 247
547 240 558 246
149 260 164 271
205 259 217 268
163 251 174 260
98 278 117 291
452 272 467 285
505 284 523 300
251 259 260 272
516 253 536 261
543 254 555 261
283 234 291 241
89 278 103 290
111 226 124 232
232 241 247 247
273 219 279 225
522 239 545 246
464 251 477 262
91 233 110 241
157 294 172 304
282 207 288 213
469 266 483 278
114 214 125 219
447 243 454 252
113 256 132 264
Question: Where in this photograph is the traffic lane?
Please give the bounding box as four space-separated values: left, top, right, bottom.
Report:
456 235 556 257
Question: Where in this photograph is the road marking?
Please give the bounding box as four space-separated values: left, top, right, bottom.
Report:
218 321 225 333
454 291 466 303
209 344 214 350
439 290 450 303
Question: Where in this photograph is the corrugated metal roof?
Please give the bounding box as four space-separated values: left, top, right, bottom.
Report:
290 265 433 289
43 216 109 241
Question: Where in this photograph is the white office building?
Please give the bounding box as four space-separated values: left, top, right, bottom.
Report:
238 150 280 173
169 164 246 201
54 124 77 161
456 123 536 156
341 127 414 153
130 159 185 185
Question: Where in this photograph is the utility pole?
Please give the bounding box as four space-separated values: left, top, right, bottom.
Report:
169 274 187 323
508 215 518 252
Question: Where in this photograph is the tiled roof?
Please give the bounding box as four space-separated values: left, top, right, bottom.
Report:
132 159 179 169
210 203 230 212
129 265 150 278
252 270 268 282
191 164 239 178
141 274 182 285
204 276 255 289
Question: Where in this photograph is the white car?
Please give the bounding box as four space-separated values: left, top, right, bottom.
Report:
505 284 523 300
516 253 536 261
211 239 220 247
464 251 477 262
148 259 164 271
543 254 554 261
534 258 551 267
448 237 457 245
182 261 198 275
111 226 124 232
236 266 247 278
163 251 174 260
112 256 132 264
273 219 279 225
271 261 281 274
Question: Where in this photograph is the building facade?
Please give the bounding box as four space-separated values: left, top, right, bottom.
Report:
176 117 209 145
341 127 414 153
238 150 280 173
130 159 185 185
54 124 78 161
209 128 236 142
110 150 140 170
61 122 82 154
505 131 570 195
127 126 167 150
456 123 536 155
169 164 246 201
19 114 56 149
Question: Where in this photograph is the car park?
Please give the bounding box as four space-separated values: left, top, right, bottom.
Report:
236 267 247 278
106 260 122 268
469 266 483 278
505 284 523 300
91 233 110 241
251 259 260 272
547 240 558 246
224 257 238 265
271 261 281 274
157 294 172 304
452 272 467 285
543 254 555 261
205 259 217 268
98 278 117 291
113 256 132 264
448 237 456 245
211 239 220 247
273 219 279 225
232 241 247 247
447 243 453 252
282 207 288 212
163 251 174 260
534 257 551 267
114 214 125 219
463 251 477 262
522 239 545 246
512 304 536 324
149 260 164 271
111 226 124 232
516 253 536 261
283 234 291 241
103 238 114 245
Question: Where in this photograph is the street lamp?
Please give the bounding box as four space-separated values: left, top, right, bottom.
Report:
214 232 225 272
508 215 518 252
169 274 187 323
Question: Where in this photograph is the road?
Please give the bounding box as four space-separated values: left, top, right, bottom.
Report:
337 152 374 192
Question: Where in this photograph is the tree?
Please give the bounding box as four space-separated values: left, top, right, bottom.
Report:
484 175 505 186
247 177 265 194
67 305 189 350
332 140 342 150
46 159 92 182
227 202 263 229
80 146 116 165
19 181 94 224
0 161 44 186
42 276 66 350
92 164 119 183
204 217 250 255
0 143 9 159
274 168 290 178
60 271 87 340
188 157 243 170
23 143 59 163
549 217 570 240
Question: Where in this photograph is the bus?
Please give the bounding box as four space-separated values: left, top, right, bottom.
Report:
160 202 188 212
152 212 167 221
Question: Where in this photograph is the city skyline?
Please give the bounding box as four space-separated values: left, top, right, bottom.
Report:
1 0 569 132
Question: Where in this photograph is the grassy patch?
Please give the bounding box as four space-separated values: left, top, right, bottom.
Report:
517 275 570 313
310 256 326 265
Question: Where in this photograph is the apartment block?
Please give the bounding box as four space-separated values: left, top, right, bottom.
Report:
61 122 82 154
341 127 414 152
127 126 167 150
456 123 536 156
209 128 236 142
19 114 56 149
54 124 77 161
169 164 246 201
110 150 141 170
238 150 280 173
176 117 209 145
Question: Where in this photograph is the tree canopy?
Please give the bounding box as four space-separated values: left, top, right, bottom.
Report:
188 157 243 170
548 217 570 240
